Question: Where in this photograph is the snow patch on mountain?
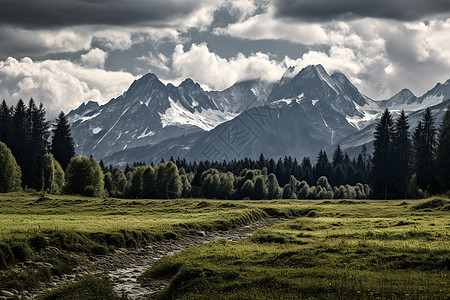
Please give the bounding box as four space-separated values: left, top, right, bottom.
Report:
159 97 237 131
346 106 380 130
138 127 155 139
417 95 445 109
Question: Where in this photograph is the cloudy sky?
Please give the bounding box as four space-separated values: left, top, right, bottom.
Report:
1 0 450 118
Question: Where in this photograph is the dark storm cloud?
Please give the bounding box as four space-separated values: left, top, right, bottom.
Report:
274 0 450 21
0 0 200 28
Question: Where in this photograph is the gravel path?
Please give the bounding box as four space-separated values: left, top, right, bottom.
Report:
29 217 287 299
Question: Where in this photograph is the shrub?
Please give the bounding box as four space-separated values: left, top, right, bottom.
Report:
267 173 282 199
64 156 104 197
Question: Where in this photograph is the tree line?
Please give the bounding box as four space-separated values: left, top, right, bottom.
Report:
100 161 370 200
1 98 449 200
120 145 371 189
0 99 75 190
371 107 450 199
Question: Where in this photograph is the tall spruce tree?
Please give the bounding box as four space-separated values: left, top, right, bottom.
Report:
50 112 75 170
10 99 31 187
301 157 313 185
314 150 331 181
371 109 394 199
414 108 438 191
332 145 345 186
26 99 49 189
436 105 450 191
332 145 344 168
391 111 412 198
24 99 38 187
0 100 11 145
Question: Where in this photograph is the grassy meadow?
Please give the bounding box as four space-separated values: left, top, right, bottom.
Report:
0 192 449 299
0 192 273 292
141 198 450 299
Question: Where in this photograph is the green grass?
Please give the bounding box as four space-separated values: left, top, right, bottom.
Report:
0 192 269 242
36 275 122 300
141 197 450 299
1 193 449 298
0 192 274 291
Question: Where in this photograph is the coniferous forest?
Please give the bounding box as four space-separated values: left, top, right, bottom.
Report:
1 98 449 200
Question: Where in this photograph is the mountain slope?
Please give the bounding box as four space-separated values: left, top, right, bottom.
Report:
185 98 358 161
207 79 275 113
67 75 236 159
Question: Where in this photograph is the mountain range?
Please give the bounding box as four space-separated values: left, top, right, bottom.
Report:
67 64 450 166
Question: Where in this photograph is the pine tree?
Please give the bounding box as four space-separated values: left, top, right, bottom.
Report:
314 150 331 181
371 109 394 199
391 111 412 198
301 157 313 185
99 160 106 172
28 99 49 189
50 112 75 170
0 100 11 145
436 105 450 191
414 108 438 191
356 153 367 183
10 99 31 187
332 145 344 168
258 153 266 169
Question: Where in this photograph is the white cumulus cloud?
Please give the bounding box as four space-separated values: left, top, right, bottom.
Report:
172 43 290 90
81 48 109 68
0 57 136 119
214 9 329 45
